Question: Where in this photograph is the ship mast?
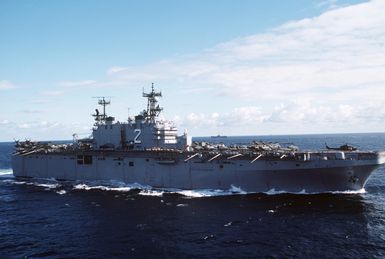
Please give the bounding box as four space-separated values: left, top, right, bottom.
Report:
92 97 111 124
142 83 162 122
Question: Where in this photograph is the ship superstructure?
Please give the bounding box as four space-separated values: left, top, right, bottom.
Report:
90 86 190 151
11 86 385 193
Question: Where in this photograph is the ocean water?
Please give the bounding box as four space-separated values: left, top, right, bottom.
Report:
1 133 385 258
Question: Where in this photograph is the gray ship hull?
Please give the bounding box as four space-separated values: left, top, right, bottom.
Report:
12 89 385 194
11 150 383 193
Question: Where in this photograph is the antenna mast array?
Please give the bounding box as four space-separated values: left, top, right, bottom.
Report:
92 97 111 123
142 83 162 122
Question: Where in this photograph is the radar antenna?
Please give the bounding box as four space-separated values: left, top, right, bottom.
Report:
92 97 111 123
142 83 162 122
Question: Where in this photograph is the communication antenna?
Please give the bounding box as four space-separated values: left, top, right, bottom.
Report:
127 107 132 122
92 96 112 123
142 83 162 122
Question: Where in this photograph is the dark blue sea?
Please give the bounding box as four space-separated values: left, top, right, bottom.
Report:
1 133 385 258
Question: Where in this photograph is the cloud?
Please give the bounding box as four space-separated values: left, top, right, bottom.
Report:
59 80 97 87
267 101 355 123
19 109 43 114
30 99 52 104
5 0 384 139
316 0 339 9
107 66 129 75
0 80 17 90
0 118 91 141
177 99 385 135
181 106 268 129
104 0 385 103
41 90 65 96
16 121 58 129
98 0 385 135
204 1 385 100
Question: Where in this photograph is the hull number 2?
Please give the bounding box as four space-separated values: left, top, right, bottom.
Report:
134 129 142 144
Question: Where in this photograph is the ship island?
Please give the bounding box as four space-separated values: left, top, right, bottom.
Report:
12 86 385 193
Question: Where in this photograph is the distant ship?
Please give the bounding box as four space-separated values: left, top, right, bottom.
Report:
211 134 227 139
12 85 385 193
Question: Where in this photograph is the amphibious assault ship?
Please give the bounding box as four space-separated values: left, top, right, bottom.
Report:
12 86 385 193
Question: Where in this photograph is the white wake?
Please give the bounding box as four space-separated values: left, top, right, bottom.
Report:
2 177 367 197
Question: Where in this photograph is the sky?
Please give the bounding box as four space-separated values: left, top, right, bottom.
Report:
1 0 384 141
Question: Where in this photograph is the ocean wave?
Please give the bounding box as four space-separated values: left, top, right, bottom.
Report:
0 169 13 176
2 177 368 197
70 181 248 197
4 179 60 189
264 188 366 195
329 188 366 194
73 181 151 192
265 188 308 195
173 186 247 198
56 190 67 195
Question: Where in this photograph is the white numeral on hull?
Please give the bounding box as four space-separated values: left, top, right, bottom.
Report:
134 129 141 144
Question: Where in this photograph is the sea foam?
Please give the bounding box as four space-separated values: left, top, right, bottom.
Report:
2 176 368 197
0 169 13 176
